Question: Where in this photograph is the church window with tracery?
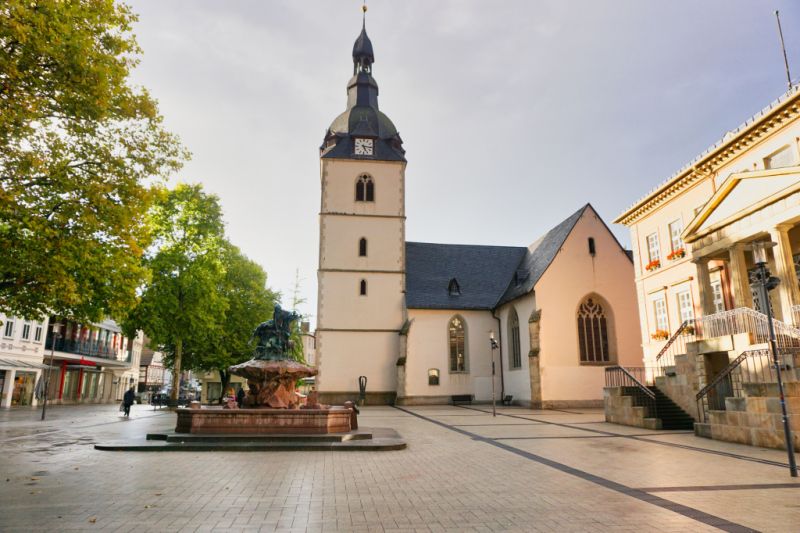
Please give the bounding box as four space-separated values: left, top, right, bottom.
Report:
577 297 610 363
509 308 521 369
448 316 467 372
355 175 375 202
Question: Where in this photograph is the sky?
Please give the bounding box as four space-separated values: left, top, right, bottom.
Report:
126 0 800 325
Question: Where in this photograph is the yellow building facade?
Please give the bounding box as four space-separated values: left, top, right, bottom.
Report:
617 86 800 367
615 86 800 449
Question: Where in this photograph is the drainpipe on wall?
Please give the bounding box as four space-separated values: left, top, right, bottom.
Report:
492 311 504 399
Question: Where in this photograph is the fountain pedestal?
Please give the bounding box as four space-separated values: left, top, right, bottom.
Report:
174 406 352 434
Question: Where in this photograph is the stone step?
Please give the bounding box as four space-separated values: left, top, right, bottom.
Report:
151 430 374 444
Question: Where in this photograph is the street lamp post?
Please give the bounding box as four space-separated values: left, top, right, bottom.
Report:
41 322 62 421
748 241 797 477
490 332 499 417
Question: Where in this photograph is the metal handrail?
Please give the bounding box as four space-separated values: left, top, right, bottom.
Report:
695 348 797 423
606 365 657 419
695 350 755 403
652 309 800 382
654 320 695 363
695 307 800 350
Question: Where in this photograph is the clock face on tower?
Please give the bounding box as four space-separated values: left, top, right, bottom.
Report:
354 138 374 156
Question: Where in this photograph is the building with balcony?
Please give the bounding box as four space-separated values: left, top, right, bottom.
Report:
43 319 142 404
612 85 800 450
0 314 51 408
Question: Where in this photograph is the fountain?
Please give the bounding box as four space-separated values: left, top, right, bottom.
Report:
95 304 405 451
175 305 354 434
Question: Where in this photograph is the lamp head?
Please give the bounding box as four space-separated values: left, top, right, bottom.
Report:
745 240 776 265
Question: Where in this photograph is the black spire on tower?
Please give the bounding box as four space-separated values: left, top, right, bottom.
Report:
320 4 405 162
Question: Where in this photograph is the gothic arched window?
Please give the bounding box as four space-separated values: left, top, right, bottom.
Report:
355 175 375 202
448 316 467 372
360 279 367 296
577 297 610 363
508 308 521 369
359 237 367 257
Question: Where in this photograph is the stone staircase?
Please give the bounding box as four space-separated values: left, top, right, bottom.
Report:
695 381 800 451
604 382 695 430
648 386 694 430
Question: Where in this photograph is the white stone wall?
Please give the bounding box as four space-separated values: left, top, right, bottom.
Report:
495 294 536 404
403 309 500 402
497 208 641 405
316 158 407 397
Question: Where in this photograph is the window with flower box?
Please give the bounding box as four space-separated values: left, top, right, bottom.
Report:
653 297 668 335
646 233 661 271
667 219 684 259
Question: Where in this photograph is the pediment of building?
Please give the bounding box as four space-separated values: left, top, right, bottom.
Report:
682 165 800 243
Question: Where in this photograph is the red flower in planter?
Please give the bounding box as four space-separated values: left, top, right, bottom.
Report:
645 259 661 271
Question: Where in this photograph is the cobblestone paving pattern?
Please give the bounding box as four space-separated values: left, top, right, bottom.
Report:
0 403 798 532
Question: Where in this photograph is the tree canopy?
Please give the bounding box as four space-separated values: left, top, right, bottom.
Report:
0 0 187 321
126 184 227 400
182 244 278 401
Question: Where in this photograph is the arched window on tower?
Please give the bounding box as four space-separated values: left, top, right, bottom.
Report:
577 297 611 363
355 175 375 202
359 237 367 257
508 308 521 369
448 316 467 373
360 279 367 296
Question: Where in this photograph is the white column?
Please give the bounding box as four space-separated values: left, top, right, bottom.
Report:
770 224 800 323
728 243 753 309
693 257 716 316
1 369 16 408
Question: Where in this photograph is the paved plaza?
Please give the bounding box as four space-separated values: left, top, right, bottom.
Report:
0 404 799 532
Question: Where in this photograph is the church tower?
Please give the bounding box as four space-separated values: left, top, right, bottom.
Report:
316 18 406 403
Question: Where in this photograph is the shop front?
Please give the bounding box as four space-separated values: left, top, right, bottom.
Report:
0 358 51 408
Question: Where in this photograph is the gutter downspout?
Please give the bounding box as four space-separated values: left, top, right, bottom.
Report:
492 310 504 400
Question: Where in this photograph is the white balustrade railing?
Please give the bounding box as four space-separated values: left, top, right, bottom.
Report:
695 307 800 351
652 308 800 383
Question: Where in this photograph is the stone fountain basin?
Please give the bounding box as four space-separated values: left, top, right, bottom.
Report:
175 406 352 435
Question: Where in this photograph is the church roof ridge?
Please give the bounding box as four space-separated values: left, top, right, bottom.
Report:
495 204 590 307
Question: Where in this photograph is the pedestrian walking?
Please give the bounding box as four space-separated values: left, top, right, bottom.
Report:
122 387 135 417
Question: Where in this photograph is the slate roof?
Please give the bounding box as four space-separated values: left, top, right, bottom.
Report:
405 242 526 310
495 205 589 307
405 204 599 310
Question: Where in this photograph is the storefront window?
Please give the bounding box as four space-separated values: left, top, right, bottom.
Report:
12 372 36 406
62 370 80 401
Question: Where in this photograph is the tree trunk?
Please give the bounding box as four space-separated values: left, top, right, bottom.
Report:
219 369 230 404
171 337 182 401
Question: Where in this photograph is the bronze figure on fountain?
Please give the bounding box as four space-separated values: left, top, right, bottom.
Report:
251 304 301 360
228 304 319 409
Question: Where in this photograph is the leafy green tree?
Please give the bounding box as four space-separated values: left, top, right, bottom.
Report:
0 0 187 321
127 184 226 401
185 244 278 402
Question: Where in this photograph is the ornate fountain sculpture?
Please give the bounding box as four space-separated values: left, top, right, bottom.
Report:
228 304 319 409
